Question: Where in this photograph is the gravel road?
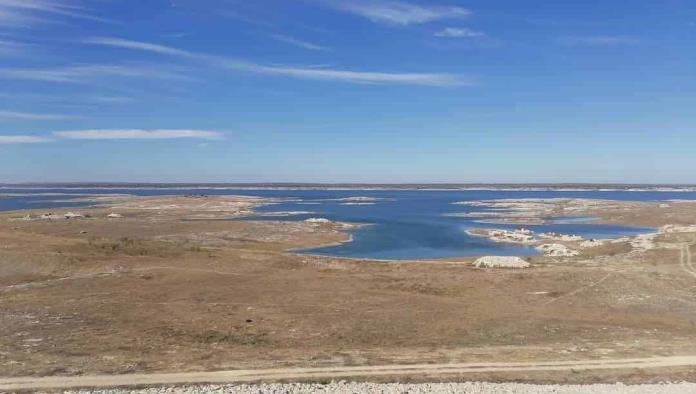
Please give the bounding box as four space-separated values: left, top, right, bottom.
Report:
52 381 696 394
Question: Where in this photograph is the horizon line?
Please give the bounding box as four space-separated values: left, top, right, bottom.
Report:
2 182 696 188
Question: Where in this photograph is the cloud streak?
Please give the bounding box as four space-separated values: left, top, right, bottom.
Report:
53 129 223 140
559 36 640 46
270 34 329 51
0 110 77 120
84 37 470 87
0 135 51 144
317 0 470 25
233 63 466 86
434 27 484 38
91 95 136 104
0 39 27 56
0 64 187 83
0 0 109 27
1 129 223 144
82 37 196 57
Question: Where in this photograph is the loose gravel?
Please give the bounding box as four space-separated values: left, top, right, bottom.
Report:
54 381 696 394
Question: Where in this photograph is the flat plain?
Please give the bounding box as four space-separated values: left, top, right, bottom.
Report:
2 195 696 389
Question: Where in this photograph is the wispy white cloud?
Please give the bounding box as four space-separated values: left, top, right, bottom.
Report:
232 63 467 86
0 110 77 120
270 34 329 51
559 35 640 46
84 37 470 87
0 135 51 143
1 129 223 144
160 32 190 39
0 39 27 56
53 129 223 140
91 95 136 104
434 27 484 38
317 0 470 26
0 0 109 27
0 6 45 26
82 37 196 57
0 92 137 106
0 64 187 83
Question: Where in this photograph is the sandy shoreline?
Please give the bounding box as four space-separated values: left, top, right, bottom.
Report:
6 194 692 263
7 194 696 265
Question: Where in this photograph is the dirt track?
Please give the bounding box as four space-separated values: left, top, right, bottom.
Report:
681 242 696 279
4 356 696 391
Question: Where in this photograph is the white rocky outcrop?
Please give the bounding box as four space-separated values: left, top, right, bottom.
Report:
305 217 331 224
107 213 124 219
660 224 696 234
630 234 657 251
580 239 606 248
473 256 530 269
64 212 84 219
536 243 579 257
539 232 583 241
466 228 536 244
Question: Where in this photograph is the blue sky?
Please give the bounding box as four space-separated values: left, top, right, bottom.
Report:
0 0 695 183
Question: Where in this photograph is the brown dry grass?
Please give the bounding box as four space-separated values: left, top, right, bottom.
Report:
1 196 696 383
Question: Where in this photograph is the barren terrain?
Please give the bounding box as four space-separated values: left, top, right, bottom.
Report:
2 195 696 390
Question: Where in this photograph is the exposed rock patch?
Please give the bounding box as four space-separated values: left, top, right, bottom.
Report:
536 243 579 257
473 256 530 268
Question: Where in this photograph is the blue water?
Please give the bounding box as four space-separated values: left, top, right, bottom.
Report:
2 187 694 260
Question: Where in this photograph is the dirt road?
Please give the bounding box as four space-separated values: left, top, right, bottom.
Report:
681 242 696 279
3 356 696 391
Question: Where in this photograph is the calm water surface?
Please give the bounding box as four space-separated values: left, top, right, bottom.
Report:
3 188 694 260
